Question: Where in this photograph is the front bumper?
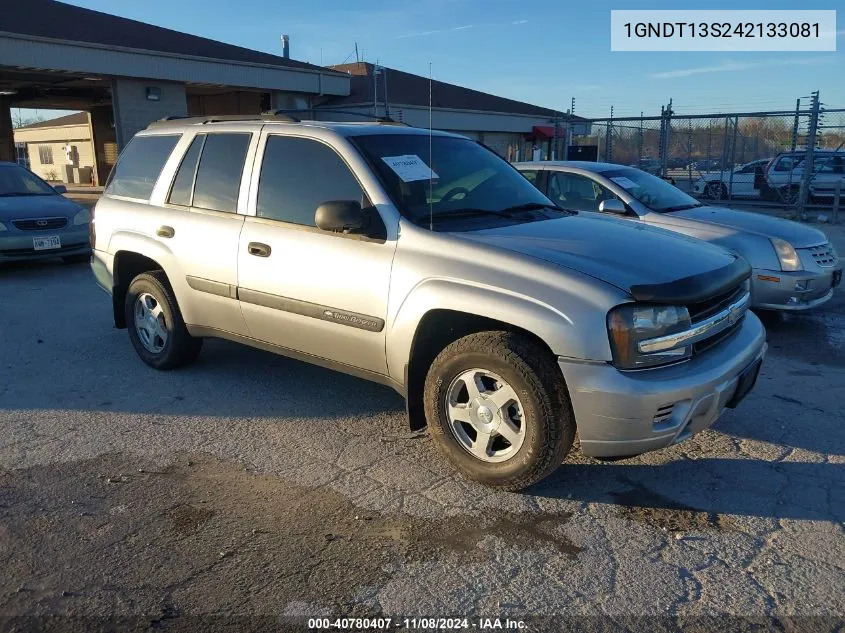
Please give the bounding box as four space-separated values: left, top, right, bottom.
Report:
751 266 841 311
558 313 767 458
0 226 90 262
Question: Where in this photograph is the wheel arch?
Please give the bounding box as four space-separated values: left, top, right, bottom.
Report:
388 280 588 431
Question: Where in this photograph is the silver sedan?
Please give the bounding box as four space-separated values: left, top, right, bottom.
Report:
516 161 842 311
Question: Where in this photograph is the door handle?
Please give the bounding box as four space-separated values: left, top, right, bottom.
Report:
248 242 271 257
156 225 175 238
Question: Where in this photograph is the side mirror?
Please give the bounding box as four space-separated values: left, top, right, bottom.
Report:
53 184 68 194
315 200 369 234
599 199 627 215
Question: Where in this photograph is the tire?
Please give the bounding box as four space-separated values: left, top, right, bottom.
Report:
703 181 727 200
779 185 799 205
63 254 90 264
124 271 203 370
423 331 575 491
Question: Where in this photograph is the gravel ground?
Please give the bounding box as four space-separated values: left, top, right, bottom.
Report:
1 223 844 632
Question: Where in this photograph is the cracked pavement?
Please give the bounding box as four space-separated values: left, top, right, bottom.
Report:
0 224 843 632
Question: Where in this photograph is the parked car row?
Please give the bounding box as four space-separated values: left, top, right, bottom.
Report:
3 114 840 492
691 150 845 203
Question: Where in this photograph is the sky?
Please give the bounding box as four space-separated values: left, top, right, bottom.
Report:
18 0 845 121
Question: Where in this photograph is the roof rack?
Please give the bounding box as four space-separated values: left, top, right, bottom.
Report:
147 112 300 128
270 108 410 126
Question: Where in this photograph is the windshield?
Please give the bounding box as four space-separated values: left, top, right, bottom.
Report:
0 165 56 197
602 167 702 212
351 134 557 229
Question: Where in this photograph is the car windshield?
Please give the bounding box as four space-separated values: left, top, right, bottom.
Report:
602 167 702 213
0 165 56 197
351 134 561 229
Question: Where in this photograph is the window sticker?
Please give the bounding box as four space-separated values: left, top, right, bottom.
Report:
610 176 638 190
381 155 438 182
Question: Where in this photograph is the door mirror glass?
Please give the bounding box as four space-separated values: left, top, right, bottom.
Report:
599 198 627 214
315 200 369 233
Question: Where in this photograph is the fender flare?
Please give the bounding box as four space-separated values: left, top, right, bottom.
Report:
385 277 583 383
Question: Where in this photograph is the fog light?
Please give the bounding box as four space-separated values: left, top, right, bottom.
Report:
787 296 801 305
794 279 812 291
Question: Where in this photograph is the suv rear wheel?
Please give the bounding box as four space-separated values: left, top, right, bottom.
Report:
423 331 575 491
125 271 202 369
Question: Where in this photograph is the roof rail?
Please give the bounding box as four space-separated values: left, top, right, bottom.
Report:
270 108 410 126
147 112 300 129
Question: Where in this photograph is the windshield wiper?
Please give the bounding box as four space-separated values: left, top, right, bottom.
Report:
421 207 515 223
499 202 575 215
660 203 703 212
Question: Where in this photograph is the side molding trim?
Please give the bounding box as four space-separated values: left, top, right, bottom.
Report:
238 287 385 332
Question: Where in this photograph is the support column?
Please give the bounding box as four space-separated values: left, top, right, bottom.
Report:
0 99 15 163
110 78 187 149
88 106 117 186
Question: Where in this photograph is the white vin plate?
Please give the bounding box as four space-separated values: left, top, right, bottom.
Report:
33 236 61 251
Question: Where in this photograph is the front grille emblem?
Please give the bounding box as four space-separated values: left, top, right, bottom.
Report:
36 220 49 227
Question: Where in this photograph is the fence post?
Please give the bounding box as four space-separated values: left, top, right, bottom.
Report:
798 91 820 219
728 117 739 200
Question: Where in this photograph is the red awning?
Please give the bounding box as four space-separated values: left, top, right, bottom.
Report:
530 125 556 139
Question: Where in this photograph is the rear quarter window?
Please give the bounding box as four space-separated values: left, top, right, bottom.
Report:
105 135 180 201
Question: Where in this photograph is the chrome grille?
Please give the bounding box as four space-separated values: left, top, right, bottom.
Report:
12 217 68 231
808 243 838 268
687 284 746 323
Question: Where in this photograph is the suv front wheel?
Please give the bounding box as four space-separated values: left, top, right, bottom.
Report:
423 331 575 491
125 271 203 369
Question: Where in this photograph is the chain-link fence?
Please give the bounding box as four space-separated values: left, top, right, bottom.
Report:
567 98 845 218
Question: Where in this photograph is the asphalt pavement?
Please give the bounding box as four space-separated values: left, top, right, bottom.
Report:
0 224 843 632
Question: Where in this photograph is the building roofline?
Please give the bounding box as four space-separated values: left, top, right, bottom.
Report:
0 31 348 79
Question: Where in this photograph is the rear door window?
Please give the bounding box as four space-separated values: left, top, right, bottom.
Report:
192 133 251 213
105 135 180 200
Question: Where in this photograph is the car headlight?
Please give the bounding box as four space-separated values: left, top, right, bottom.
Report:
771 238 801 271
607 304 692 369
72 208 91 225
0 221 6 232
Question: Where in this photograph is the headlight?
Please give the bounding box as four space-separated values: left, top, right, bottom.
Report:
72 208 91 225
771 238 801 271
0 222 6 232
607 304 692 369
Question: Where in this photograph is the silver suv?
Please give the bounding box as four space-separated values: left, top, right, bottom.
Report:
91 114 767 490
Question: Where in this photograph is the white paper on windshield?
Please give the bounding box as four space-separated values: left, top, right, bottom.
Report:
610 176 638 190
381 155 438 182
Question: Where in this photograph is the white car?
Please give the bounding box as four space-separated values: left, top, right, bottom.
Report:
765 150 845 203
691 159 770 200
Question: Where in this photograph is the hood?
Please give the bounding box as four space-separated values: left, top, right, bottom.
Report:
671 205 827 248
457 214 747 303
0 194 82 221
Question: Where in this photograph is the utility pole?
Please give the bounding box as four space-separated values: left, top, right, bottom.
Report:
798 90 820 217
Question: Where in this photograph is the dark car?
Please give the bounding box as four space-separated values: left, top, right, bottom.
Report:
0 162 91 263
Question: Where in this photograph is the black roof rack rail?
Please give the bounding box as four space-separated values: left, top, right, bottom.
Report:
147 112 300 128
269 108 410 126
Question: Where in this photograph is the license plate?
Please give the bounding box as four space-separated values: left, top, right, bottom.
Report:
726 359 762 409
834 270 842 288
33 235 61 251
